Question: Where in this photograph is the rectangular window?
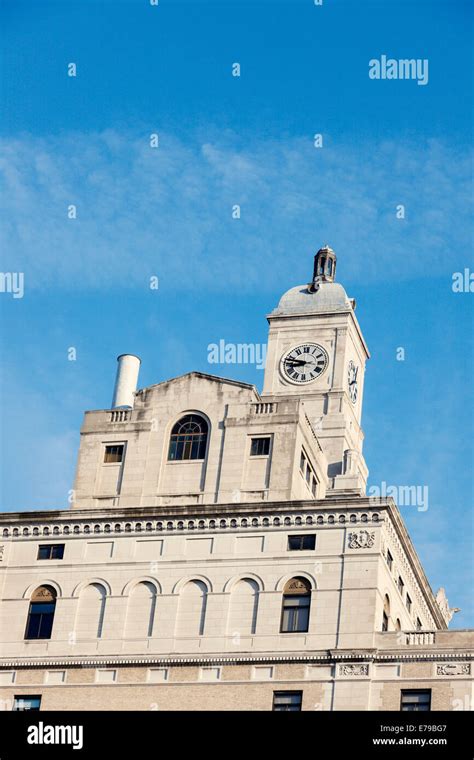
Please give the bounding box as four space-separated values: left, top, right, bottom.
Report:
25 603 55 640
400 690 431 712
250 437 270 457
288 534 316 551
300 451 306 472
406 594 412 612
311 475 317 496
398 576 404 595
386 549 393 570
305 463 311 483
13 695 41 711
37 544 64 560
281 596 310 633
416 618 423 631
104 445 124 463
273 691 302 712
382 611 389 632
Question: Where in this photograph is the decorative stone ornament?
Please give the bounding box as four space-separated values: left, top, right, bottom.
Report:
436 663 470 676
31 585 56 602
348 530 375 549
283 578 311 594
339 664 369 676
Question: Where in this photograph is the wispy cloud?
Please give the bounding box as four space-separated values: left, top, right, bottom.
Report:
0 130 471 292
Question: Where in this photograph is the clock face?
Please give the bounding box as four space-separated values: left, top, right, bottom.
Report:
281 343 329 384
347 360 359 404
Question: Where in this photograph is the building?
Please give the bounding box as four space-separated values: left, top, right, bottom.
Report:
0 246 472 712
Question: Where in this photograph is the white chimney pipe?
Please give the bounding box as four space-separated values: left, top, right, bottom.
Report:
111 354 141 409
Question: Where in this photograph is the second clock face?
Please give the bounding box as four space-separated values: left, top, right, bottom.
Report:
347 360 359 403
281 343 329 384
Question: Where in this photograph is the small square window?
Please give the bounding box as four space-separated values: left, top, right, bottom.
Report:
288 535 316 551
401 690 431 712
250 437 270 456
37 544 64 560
13 695 41 711
273 691 302 712
104 445 124 463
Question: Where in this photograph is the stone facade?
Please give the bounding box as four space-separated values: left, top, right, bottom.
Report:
0 247 472 711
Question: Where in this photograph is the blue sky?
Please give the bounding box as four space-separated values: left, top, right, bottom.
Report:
0 0 472 626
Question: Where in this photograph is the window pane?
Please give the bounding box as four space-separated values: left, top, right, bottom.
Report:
273 692 302 711
13 696 42 711
51 545 64 560
38 544 64 560
300 452 305 471
104 445 124 463
25 603 55 640
288 535 316 551
250 437 270 456
168 415 208 460
281 595 310 633
401 691 431 712
37 545 51 560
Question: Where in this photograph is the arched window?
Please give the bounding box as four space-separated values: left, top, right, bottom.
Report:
382 594 390 631
228 579 259 636
168 414 208 461
176 580 208 636
280 578 311 633
25 585 57 640
76 583 106 639
125 582 157 638
395 618 401 631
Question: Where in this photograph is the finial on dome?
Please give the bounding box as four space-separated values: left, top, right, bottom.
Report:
308 244 337 291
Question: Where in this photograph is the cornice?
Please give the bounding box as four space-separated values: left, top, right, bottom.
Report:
0 650 471 670
0 500 386 539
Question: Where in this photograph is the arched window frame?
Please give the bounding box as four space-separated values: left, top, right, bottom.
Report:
280 577 312 634
25 585 57 640
382 594 390 631
167 414 209 462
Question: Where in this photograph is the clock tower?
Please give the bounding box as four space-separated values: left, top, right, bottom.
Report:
262 245 370 494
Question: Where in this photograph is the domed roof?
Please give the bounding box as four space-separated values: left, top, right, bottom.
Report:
272 280 353 316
